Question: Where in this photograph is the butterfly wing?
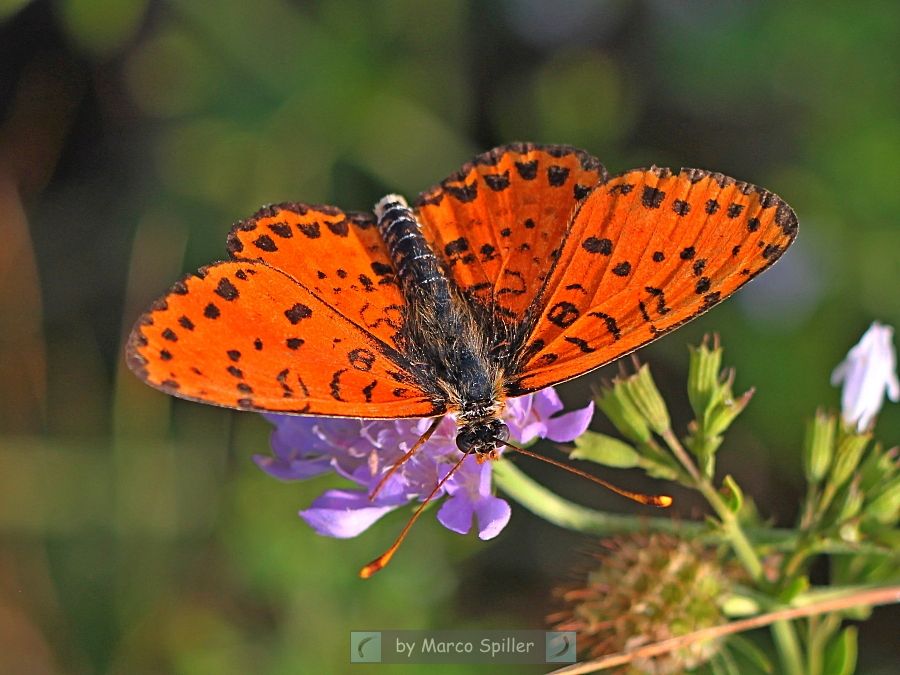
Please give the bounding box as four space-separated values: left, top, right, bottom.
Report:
507 167 798 395
414 143 606 319
127 262 440 418
226 203 407 350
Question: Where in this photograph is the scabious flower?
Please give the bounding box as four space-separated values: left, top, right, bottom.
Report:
254 388 593 540
830 322 899 432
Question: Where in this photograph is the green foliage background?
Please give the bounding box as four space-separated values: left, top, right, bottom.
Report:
0 1 896 673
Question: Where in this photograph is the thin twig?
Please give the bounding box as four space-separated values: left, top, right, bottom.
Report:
547 585 900 675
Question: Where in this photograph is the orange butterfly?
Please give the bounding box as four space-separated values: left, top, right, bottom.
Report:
127 143 797 572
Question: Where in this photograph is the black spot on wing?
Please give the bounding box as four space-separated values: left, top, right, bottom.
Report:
483 170 510 191
446 181 478 202
612 261 631 276
641 186 665 208
268 222 293 238
582 237 613 255
215 278 239 301
284 303 313 324
547 165 570 186
547 302 580 328
564 336 596 353
672 199 691 216
515 160 538 180
254 235 277 252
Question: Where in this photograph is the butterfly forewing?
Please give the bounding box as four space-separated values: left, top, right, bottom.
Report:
414 143 606 319
126 261 439 417
508 167 798 394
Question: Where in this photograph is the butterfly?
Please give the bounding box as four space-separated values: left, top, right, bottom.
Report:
127 143 797 571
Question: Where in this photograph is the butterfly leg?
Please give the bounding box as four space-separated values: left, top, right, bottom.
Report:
360 450 469 578
368 415 444 501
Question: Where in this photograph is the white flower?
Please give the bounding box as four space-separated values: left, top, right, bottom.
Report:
831 322 900 431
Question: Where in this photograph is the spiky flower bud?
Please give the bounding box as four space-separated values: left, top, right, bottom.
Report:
684 336 754 477
803 410 837 484
549 533 740 673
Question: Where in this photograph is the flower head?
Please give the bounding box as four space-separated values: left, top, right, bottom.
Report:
255 388 593 540
831 322 899 432
549 533 740 671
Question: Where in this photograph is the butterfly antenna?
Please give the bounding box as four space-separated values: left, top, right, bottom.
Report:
360 451 468 579
369 416 443 501
499 440 672 508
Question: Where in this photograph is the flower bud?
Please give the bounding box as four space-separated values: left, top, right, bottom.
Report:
595 380 653 444
835 480 865 523
803 410 837 484
688 335 725 426
570 431 639 468
865 475 900 525
622 364 671 435
829 431 871 491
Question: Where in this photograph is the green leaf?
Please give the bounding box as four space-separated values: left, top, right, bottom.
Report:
570 432 639 468
727 634 773 673
822 626 857 675
778 575 809 603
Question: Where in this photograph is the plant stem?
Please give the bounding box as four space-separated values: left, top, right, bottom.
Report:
659 428 805 675
492 459 795 546
660 430 764 580
492 459 688 536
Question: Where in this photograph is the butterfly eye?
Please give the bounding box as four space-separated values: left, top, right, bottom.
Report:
455 427 479 454
493 422 510 444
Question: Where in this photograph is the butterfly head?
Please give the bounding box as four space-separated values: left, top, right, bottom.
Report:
455 418 509 456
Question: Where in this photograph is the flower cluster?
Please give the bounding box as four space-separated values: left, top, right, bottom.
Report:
254 388 593 540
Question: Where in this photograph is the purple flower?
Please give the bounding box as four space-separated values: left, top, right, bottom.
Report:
254 388 593 540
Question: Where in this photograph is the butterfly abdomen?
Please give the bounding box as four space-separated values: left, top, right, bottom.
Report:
375 195 450 307
374 194 502 422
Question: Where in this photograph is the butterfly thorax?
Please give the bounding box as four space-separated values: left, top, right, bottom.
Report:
375 194 508 455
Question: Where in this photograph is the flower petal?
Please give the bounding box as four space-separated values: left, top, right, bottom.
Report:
436 494 475 535
532 387 565 418
543 400 595 442
474 495 511 540
299 489 402 538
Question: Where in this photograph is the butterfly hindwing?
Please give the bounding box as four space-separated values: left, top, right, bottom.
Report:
414 143 606 319
126 261 440 417
508 167 798 394
227 203 407 350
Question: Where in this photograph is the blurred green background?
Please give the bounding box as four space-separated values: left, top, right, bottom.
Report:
0 1 897 673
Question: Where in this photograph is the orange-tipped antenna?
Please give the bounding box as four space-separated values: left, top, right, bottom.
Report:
360 451 469 579
369 416 442 502
500 440 672 508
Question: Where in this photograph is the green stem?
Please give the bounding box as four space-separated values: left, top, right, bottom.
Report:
492 459 687 536
659 429 805 675
492 459 795 546
661 430 764 581
772 619 807 675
